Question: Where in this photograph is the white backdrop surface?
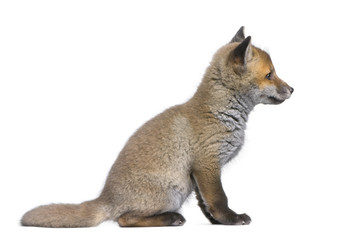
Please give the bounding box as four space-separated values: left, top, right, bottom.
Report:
1 0 349 239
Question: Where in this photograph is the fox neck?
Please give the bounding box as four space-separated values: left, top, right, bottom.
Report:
192 70 256 119
230 93 255 120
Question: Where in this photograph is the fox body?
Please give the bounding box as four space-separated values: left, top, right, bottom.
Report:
21 27 293 227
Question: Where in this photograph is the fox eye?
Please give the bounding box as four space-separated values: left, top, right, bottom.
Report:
265 72 272 80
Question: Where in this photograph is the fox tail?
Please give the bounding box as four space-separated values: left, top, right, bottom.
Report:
21 199 109 228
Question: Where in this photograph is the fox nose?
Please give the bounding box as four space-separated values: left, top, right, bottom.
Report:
290 87 294 94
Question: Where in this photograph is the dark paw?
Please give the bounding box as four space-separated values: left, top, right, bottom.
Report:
234 213 251 225
169 213 186 226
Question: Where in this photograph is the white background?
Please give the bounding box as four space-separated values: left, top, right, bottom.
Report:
1 0 349 239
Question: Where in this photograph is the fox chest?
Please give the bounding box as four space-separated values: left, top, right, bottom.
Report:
216 109 247 166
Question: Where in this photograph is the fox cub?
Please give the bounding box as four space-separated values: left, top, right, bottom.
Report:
22 27 293 227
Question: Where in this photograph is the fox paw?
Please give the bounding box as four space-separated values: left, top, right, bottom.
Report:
169 213 186 226
233 213 251 225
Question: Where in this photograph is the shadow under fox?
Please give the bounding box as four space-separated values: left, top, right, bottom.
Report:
22 27 293 227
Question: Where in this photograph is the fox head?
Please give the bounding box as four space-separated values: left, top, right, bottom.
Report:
211 27 293 106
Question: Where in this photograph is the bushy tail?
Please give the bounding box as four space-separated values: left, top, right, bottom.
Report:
21 199 109 228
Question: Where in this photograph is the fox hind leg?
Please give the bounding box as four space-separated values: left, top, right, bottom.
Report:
117 212 186 227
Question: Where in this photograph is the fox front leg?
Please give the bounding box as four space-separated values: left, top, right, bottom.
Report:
192 166 251 225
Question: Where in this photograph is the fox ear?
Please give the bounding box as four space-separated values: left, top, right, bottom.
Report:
229 36 252 66
230 26 245 43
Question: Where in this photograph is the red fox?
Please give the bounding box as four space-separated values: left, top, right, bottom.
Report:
21 27 293 227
